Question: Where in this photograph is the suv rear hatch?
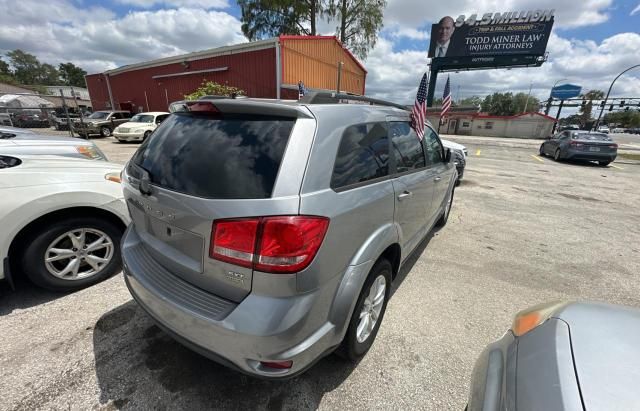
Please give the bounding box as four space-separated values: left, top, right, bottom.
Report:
124 101 313 302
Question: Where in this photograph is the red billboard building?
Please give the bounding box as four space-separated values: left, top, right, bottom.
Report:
85 36 367 113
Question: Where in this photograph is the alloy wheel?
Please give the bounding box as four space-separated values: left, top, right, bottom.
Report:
356 275 387 343
44 228 114 280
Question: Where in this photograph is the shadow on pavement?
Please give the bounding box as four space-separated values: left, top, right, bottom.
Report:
0 276 69 316
93 301 357 410
391 231 435 298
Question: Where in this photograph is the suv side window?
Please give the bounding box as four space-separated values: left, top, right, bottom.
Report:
389 122 426 173
122 112 131 119
423 127 444 165
156 114 169 124
331 122 389 190
110 113 121 120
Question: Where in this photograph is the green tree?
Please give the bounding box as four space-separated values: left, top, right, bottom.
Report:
6 49 42 84
481 92 515 115
238 0 325 40
327 0 386 59
603 110 640 127
37 63 61 85
457 96 482 107
59 62 87 87
184 80 245 100
0 59 11 76
512 92 540 113
578 89 605 126
480 92 540 115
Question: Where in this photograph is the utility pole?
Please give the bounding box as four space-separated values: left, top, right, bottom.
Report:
59 89 73 138
553 99 564 133
523 82 533 113
336 62 344 94
70 87 86 138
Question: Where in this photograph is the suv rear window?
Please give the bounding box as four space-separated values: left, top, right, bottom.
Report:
129 113 295 199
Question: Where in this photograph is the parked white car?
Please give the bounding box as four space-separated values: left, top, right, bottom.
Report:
442 139 468 184
113 112 170 143
0 154 129 291
0 132 108 160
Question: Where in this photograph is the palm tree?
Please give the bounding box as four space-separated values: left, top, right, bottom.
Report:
579 90 605 127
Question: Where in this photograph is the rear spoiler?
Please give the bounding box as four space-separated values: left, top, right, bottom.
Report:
168 99 314 119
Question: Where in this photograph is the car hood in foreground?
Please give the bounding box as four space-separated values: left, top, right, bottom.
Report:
0 155 122 189
555 302 640 410
1 133 96 146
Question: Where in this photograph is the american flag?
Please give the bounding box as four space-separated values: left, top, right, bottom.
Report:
441 75 452 118
411 72 428 140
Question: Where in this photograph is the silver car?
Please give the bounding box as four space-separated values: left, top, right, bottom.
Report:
467 301 640 410
0 131 108 161
121 95 457 378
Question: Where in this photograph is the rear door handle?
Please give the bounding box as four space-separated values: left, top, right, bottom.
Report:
397 191 413 200
434 176 442 182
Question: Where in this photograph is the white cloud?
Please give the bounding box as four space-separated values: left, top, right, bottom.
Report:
0 3 246 73
386 26 430 41
115 0 229 9
384 0 613 29
631 4 640 15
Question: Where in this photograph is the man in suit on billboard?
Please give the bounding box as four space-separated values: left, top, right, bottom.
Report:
434 16 455 58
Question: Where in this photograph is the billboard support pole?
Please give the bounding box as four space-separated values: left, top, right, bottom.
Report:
427 65 438 107
553 99 564 133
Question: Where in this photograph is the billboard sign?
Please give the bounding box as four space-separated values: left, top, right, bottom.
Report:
551 84 582 100
428 10 555 60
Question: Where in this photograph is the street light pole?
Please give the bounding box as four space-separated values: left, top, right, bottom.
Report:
594 64 640 130
544 78 567 116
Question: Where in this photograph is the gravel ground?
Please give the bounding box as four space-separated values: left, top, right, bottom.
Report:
1 132 640 410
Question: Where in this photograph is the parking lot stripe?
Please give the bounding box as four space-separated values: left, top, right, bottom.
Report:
476 149 481 156
531 155 544 163
610 164 624 170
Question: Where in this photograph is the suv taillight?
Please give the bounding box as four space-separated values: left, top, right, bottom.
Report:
210 216 329 274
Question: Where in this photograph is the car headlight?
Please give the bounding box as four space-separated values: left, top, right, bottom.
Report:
511 301 569 337
75 146 101 160
105 171 122 183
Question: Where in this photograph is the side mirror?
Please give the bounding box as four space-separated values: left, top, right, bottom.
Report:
444 147 452 163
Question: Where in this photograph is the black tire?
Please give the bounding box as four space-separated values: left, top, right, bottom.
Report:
436 186 455 228
100 126 112 137
554 148 562 161
117 139 126 144
21 216 123 292
143 130 151 141
339 259 392 361
539 144 545 156
599 161 610 167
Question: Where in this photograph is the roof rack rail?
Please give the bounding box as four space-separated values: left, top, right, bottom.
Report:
299 91 409 111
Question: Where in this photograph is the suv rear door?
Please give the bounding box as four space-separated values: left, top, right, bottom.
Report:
123 108 302 302
388 120 435 255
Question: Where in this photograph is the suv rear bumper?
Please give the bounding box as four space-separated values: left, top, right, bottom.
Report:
122 226 339 378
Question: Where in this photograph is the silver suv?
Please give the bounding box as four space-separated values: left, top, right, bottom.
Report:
121 94 457 378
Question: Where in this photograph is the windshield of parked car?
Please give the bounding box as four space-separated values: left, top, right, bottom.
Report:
87 111 110 119
129 114 154 123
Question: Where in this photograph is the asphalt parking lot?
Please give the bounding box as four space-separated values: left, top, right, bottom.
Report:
2 131 640 410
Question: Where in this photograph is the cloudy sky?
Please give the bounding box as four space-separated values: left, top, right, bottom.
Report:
0 0 638 114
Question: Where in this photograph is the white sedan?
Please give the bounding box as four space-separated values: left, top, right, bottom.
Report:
113 112 170 143
0 154 129 291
